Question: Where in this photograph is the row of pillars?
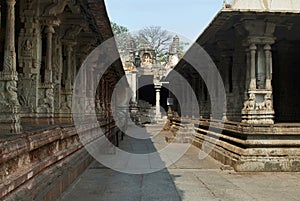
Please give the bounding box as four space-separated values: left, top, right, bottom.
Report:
248 43 272 91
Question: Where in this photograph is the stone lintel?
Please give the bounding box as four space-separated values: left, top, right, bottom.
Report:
245 36 276 46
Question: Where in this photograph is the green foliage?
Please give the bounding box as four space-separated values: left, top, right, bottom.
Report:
111 22 131 54
111 22 128 35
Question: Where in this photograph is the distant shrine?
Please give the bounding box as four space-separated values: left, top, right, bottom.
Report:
121 36 180 124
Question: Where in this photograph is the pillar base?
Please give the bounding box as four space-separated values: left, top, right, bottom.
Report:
242 110 275 124
0 72 22 133
242 91 274 125
0 104 22 134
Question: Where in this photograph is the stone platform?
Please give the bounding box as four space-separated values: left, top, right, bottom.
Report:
170 118 300 172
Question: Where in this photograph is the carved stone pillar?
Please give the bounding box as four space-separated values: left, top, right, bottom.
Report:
53 36 63 117
0 0 22 133
245 48 251 100
241 20 276 124
249 44 257 90
18 1 42 118
155 85 161 119
242 40 275 124
66 44 73 91
264 44 272 90
44 25 54 83
37 25 55 118
60 42 76 119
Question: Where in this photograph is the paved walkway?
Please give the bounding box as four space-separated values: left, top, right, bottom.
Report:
59 124 300 201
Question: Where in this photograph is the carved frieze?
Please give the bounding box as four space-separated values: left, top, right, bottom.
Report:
37 88 54 115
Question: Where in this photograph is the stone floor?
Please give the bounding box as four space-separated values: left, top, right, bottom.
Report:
59 124 300 201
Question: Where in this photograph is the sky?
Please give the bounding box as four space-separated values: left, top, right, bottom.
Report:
104 0 223 42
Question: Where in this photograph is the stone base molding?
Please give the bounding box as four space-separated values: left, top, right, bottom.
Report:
169 117 300 172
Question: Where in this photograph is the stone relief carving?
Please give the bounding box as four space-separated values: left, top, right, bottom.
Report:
243 93 273 111
38 89 54 113
44 0 68 16
6 81 19 105
243 93 256 111
265 94 273 110
18 74 39 113
4 55 13 71
60 101 71 113
60 95 71 113
21 39 33 57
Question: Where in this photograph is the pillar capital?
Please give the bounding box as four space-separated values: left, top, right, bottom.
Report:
249 44 257 50
264 44 272 51
45 25 55 34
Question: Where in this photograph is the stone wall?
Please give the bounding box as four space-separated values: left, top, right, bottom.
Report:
0 121 117 200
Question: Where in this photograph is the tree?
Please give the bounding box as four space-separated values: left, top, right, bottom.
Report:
111 23 189 65
111 22 128 35
111 22 130 54
135 26 173 63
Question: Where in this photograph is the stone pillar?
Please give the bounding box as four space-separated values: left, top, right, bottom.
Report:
66 44 73 91
60 42 75 119
242 41 274 125
264 44 272 90
249 44 257 90
53 36 63 117
191 76 197 118
3 0 16 72
37 25 55 118
155 85 161 119
131 72 137 104
44 25 54 83
245 48 251 99
0 0 22 133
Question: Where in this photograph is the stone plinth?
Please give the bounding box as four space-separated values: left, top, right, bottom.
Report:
169 117 300 172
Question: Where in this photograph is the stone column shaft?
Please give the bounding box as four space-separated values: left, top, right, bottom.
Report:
245 49 251 98
249 44 257 90
66 45 73 91
3 0 16 72
264 44 272 90
155 86 161 119
45 25 54 83
132 72 137 103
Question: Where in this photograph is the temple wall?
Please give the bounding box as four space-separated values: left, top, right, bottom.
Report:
0 0 126 199
0 122 119 200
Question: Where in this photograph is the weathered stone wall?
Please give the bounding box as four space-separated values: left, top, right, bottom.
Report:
0 121 117 200
0 0 127 199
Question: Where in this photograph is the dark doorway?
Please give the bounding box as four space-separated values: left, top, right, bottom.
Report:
272 41 300 123
138 75 155 105
138 75 170 113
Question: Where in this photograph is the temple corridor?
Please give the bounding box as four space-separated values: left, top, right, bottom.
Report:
2 0 300 200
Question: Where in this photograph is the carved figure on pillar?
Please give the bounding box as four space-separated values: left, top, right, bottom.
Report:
6 80 19 105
